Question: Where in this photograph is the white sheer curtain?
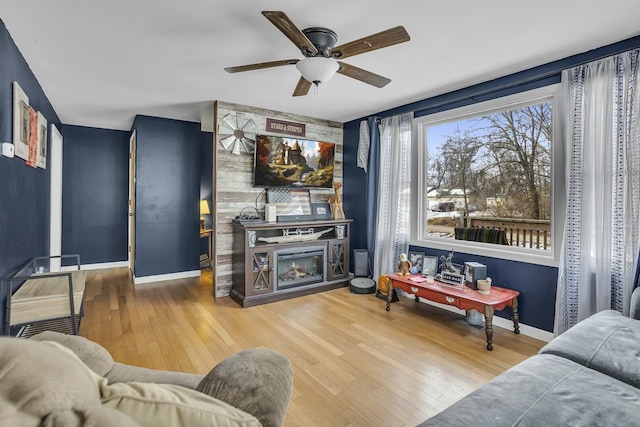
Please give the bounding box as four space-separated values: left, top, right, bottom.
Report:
372 113 412 281
555 49 640 335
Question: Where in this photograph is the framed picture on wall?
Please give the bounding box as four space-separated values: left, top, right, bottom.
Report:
267 188 312 217
13 81 30 160
36 112 47 169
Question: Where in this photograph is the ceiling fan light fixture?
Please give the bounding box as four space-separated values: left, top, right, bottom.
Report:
296 56 339 86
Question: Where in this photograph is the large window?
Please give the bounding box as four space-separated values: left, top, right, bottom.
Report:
413 85 563 265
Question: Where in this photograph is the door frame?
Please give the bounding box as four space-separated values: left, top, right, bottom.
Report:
128 130 136 274
49 124 63 272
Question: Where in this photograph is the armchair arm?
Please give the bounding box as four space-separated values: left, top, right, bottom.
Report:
30 331 114 376
196 348 293 427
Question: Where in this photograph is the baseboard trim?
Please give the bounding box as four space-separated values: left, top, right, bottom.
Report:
399 292 553 342
61 261 129 271
133 270 201 285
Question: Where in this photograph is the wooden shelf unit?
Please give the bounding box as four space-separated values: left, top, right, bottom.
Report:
230 219 352 307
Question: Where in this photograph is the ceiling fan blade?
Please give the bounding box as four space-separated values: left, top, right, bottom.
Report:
224 59 299 73
293 77 312 97
262 11 318 56
337 62 391 88
330 26 410 60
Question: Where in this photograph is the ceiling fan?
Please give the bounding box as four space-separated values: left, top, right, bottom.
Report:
224 11 410 96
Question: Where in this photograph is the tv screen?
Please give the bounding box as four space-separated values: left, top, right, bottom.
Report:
253 134 336 188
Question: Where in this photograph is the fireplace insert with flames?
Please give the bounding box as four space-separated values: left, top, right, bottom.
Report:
275 246 326 290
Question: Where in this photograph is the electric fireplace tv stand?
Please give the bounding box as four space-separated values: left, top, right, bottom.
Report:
230 219 352 308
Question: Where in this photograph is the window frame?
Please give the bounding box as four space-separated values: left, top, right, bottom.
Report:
411 84 564 267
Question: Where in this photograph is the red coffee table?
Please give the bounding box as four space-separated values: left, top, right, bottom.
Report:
385 273 520 350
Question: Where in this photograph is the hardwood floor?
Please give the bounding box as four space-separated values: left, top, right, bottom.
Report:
80 268 544 426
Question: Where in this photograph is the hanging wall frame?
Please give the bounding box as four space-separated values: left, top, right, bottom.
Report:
13 81 30 161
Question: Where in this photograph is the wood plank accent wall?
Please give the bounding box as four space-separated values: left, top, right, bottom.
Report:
213 101 343 298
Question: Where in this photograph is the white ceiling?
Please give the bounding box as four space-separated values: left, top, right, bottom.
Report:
2 1 639 132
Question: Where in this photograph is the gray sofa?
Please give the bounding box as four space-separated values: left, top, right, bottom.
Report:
418 287 640 426
0 331 293 427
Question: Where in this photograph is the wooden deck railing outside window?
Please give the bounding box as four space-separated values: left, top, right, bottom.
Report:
466 217 551 250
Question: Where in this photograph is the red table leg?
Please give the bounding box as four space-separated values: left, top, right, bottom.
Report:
484 305 494 351
511 297 520 334
385 281 393 311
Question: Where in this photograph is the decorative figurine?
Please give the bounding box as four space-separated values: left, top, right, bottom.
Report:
331 182 345 220
439 250 457 274
397 253 412 276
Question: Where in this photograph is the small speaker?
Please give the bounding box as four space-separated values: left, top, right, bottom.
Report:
353 249 368 277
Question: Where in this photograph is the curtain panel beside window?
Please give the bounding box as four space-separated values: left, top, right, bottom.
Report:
555 49 640 335
372 113 413 281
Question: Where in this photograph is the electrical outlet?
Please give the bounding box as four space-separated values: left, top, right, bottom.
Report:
2 142 15 158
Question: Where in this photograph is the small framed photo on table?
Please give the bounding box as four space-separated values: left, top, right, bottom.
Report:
408 251 425 272
422 256 439 277
311 202 332 220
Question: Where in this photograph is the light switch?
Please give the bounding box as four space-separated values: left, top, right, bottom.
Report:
2 142 15 158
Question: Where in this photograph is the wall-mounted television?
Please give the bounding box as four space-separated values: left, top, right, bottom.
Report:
253 134 336 188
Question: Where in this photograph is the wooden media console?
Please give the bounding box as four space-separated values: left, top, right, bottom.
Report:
230 219 352 307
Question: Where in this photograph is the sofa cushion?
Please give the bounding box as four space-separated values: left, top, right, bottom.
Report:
417 354 640 427
31 330 114 377
0 338 100 415
197 348 294 427
0 337 137 427
539 309 640 388
100 381 261 427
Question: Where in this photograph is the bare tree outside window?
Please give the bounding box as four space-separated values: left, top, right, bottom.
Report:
425 101 552 250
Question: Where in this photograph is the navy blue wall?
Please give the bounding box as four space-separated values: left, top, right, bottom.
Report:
0 20 61 334
409 246 557 331
132 116 201 277
61 125 129 264
343 35 640 333
342 121 367 270
376 35 640 121
343 120 370 265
